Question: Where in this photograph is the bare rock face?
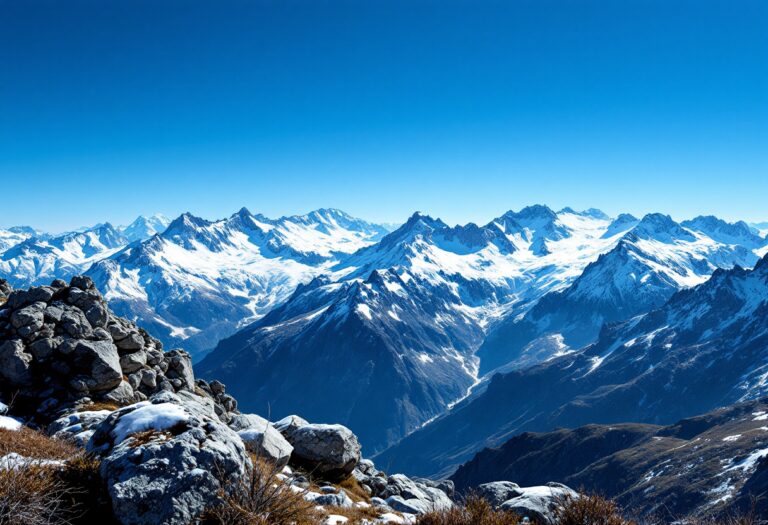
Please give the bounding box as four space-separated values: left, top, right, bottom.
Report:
0 276 196 421
87 391 251 525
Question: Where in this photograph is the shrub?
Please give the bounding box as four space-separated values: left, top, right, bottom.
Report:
417 493 522 525
0 464 78 525
0 425 113 525
0 427 78 461
202 455 321 525
337 474 372 503
553 493 635 525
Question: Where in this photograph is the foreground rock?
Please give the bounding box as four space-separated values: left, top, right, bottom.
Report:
0 277 196 421
286 423 362 481
499 483 577 524
87 391 251 525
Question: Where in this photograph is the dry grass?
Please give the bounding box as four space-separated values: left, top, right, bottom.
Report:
0 427 78 461
0 465 78 525
324 505 383 524
417 493 523 525
0 425 115 525
127 429 172 448
554 493 635 525
83 401 120 412
202 456 322 525
337 475 372 503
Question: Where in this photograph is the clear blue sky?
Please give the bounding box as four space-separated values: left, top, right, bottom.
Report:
1 0 766 232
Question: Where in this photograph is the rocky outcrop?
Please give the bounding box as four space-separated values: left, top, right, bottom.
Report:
87 391 251 525
0 276 197 421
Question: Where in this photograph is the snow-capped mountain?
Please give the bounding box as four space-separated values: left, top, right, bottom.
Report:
198 206 655 452
119 214 172 243
86 208 390 356
477 213 765 374
0 223 127 288
0 225 39 253
376 252 768 478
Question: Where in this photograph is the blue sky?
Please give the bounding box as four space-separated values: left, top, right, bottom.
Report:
1 0 766 232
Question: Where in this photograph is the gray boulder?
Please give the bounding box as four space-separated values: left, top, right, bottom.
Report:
10 302 46 337
162 349 195 391
228 413 270 432
87 392 251 525
72 339 122 391
273 414 309 439
287 423 361 481
380 473 453 514
237 424 293 467
499 483 578 524
476 481 523 507
0 279 12 300
0 339 33 386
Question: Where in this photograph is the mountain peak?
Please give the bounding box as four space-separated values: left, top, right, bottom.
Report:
681 215 765 247
559 207 610 220
509 204 557 220
628 213 693 242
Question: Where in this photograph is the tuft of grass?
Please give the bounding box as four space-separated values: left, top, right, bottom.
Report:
0 427 78 461
84 401 120 412
0 464 78 525
324 505 383 524
0 425 116 525
202 456 322 525
554 493 635 525
126 429 172 448
417 493 523 525
337 475 372 503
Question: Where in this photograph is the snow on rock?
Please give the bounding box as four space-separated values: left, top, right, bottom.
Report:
0 452 65 470
111 402 189 444
87 391 251 525
0 415 22 431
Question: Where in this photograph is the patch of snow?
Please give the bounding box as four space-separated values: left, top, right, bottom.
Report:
722 434 742 442
0 415 21 431
112 402 189 444
356 303 373 320
0 453 65 470
726 446 768 472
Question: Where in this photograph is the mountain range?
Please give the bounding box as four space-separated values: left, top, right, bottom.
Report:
2 205 768 459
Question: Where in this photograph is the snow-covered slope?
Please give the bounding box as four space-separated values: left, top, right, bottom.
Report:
478 213 766 373
87 208 389 357
0 224 127 287
0 226 39 253
120 214 171 243
376 253 768 478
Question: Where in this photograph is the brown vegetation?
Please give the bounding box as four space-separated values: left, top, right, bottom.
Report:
0 427 78 461
202 455 321 525
417 493 523 525
554 493 635 525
